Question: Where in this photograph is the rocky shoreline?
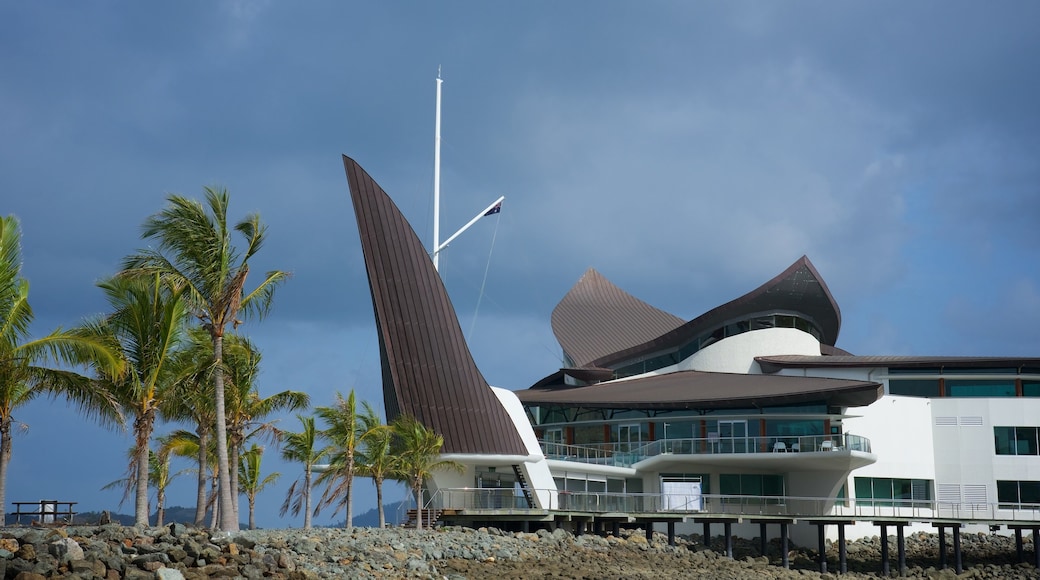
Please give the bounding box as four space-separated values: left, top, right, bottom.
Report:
0 523 1038 579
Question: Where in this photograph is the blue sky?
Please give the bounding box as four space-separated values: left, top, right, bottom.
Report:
2 2 1038 528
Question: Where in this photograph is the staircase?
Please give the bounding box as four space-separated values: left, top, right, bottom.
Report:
512 465 535 508
403 508 442 528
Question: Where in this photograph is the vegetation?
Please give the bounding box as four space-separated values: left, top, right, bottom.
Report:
0 215 125 525
121 187 290 531
2 200 464 531
390 414 463 530
84 274 189 526
314 390 376 528
238 443 279 530
279 414 323 529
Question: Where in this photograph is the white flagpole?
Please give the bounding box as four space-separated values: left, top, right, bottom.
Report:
435 196 505 255
433 68 443 271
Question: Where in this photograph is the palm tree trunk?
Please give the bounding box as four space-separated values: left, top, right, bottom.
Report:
229 439 240 523
376 477 385 528
157 489 166 527
194 427 209 526
134 412 154 527
345 458 354 529
212 333 237 531
0 418 12 525
414 478 423 530
303 466 312 530
248 496 256 530
209 476 219 529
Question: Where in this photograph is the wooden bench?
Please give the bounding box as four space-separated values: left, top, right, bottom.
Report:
10 501 77 525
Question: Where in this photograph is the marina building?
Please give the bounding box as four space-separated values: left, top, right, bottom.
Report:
344 154 1040 549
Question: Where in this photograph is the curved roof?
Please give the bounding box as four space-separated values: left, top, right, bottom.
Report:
343 155 527 456
590 256 842 369
551 268 685 367
516 371 882 410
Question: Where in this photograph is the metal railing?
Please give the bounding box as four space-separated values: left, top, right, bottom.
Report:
426 488 1040 523
541 434 872 467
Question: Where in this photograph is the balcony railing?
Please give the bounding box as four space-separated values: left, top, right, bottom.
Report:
426 488 1040 523
541 434 871 467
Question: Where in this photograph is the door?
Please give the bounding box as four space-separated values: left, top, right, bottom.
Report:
617 424 641 453
718 420 748 453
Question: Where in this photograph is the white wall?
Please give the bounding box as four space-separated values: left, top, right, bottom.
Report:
677 328 821 374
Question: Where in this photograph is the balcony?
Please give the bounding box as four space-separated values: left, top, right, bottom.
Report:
540 433 873 469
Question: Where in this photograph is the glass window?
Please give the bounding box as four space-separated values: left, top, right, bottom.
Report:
1015 427 1039 455
889 379 941 397
944 367 1017 375
995 426 1015 455
998 480 1040 507
889 367 941 375
855 477 932 507
1023 382 1040 397
945 380 1016 398
719 474 784 503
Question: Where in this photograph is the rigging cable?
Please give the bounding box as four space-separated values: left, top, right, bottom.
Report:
467 211 501 341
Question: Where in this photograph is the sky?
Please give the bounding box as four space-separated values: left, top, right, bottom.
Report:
1 2 1039 529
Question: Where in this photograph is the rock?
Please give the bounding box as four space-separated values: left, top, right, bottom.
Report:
48 537 84 562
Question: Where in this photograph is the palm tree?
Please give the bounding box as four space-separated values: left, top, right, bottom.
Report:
356 407 393 528
314 390 377 528
102 436 180 526
222 334 308 523
163 328 217 526
150 434 180 527
391 414 463 530
0 215 125 524
279 414 323 529
161 428 218 526
121 188 289 531
84 274 188 526
238 443 279 530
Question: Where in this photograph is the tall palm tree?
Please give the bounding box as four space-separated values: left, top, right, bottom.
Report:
222 334 308 523
391 414 463 530
121 188 289 531
314 390 376 528
164 328 217 526
356 407 393 528
84 274 188 526
0 215 125 524
238 443 279 530
279 414 324 529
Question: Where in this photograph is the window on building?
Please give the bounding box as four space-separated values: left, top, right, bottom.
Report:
1023 381 1040 397
719 474 784 504
854 477 933 507
945 380 1016 398
889 379 941 397
994 426 1039 455
997 480 1040 508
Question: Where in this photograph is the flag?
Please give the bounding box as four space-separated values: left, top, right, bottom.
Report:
483 202 502 216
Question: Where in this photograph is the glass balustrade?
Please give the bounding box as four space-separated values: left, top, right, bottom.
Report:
540 433 871 467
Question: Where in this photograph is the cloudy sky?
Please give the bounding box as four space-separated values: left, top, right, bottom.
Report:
2 2 1038 528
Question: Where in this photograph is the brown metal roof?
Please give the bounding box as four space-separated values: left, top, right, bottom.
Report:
757 355 1040 374
551 268 685 367
590 256 842 369
516 371 882 410
343 155 527 456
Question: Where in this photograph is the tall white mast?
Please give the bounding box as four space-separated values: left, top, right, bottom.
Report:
433 68 443 271
431 69 505 271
